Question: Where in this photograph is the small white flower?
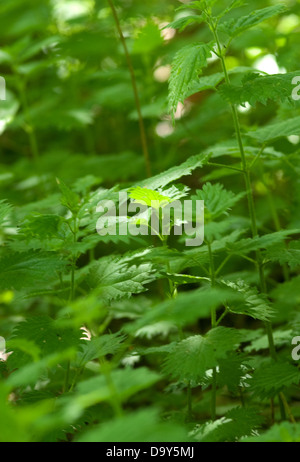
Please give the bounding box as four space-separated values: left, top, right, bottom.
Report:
121 353 141 367
80 326 92 341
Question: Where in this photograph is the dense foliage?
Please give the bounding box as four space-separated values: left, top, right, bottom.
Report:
1 0 300 443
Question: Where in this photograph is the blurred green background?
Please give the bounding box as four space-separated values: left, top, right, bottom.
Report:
0 0 299 200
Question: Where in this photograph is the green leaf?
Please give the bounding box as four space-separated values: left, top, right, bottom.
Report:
87 256 156 302
138 152 211 190
177 229 245 271
242 422 300 442
76 333 126 366
228 230 300 256
0 200 12 228
7 349 76 388
128 187 171 208
0 251 67 291
187 67 254 98
135 322 177 340
219 72 300 106
244 329 293 353
250 361 300 399
193 182 245 220
20 214 65 240
248 116 300 143
6 338 41 363
219 5 287 38
71 367 160 409
220 279 274 321
77 407 187 442
265 241 300 270
168 42 212 119
217 353 249 393
164 14 205 32
56 178 80 213
7 316 81 370
192 407 263 442
128 288 242 332
163 327 241 382
187 72 224 96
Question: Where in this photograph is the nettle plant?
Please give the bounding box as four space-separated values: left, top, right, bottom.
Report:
165 0 300 424
0 0 300 443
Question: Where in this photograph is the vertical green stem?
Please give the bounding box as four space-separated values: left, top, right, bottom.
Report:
258 163 290 282
107 0 152 178
208 241 216 325
17 79 39 161
163 238 177 298
210 23 277 354
210 22 289 420
208 241 217 420
64 215 78 393
70 220 77 302
279 392 296 423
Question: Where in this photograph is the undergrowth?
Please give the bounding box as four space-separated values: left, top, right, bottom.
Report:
0 0 300 443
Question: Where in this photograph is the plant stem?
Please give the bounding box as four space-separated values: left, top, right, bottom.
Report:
207 241 217 420
215 254 231 277
210 26 256 232
216 306 229 326
207 162 243 173
107 0 152 178
18 80 40 161
70 218 77 302
207 241 216 323
211 22 276 347
249 144 265 170
210 21 289 420
279 392 296 423
258 162 290 282
64 216 78 393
